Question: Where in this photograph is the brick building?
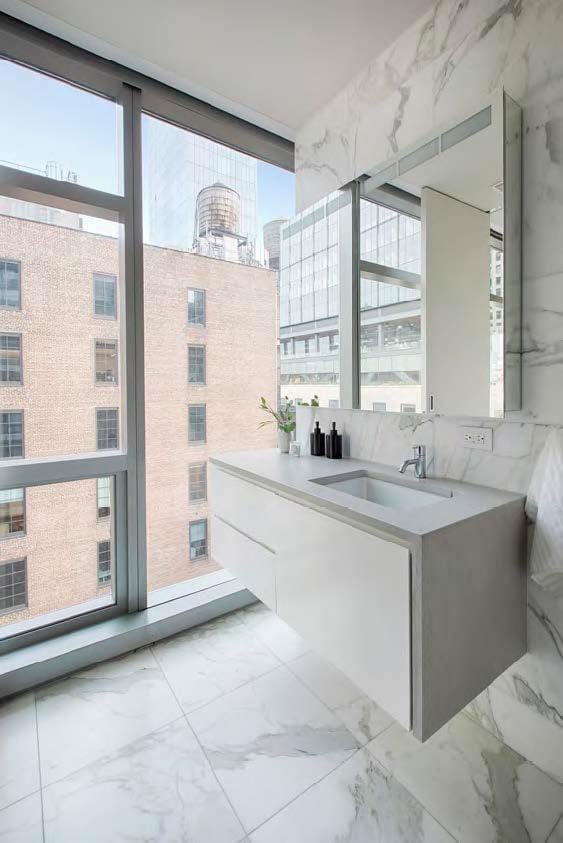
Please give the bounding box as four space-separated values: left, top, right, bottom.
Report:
0 212 277 631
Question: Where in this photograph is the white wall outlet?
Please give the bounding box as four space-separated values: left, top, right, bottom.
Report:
459 426 493 451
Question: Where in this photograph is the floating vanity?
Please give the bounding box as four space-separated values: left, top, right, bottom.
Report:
210 450 527 741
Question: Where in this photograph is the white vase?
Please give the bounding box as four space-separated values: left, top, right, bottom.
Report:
277 429 290 453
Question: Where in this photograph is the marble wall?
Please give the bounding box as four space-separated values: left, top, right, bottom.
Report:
296 404 563 789
293 0 563 799
296 0 563 425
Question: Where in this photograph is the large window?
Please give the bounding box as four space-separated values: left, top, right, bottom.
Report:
188 345 206 385
95 339 118 384
0 411 24 458
0 333 22 383
0 489 25 538
96 408 119 450
0 559 27 614
0 260 21 310
0 35 293 650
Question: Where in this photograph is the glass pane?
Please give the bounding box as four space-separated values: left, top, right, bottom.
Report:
142 113 295 604
279 191 343 409
360 198 422 412
0 58 123 195
0 477 116 640
0 198 125 460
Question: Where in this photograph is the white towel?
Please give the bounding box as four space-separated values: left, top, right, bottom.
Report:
525 428 563 595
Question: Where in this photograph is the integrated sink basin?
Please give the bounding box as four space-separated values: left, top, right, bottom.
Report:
311 470 453 511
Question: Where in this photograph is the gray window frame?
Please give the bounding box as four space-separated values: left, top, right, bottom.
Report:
0 557 27 615
188 344 206 386
0 12 293 662
0 410 24 459
0 332 23 385
189 519 208 561
93 273 118 319
95 338 119 385
96 408 120 451
188 462 207 503
0 487 26 539
187 288 206 326
188 404 206 444
0 258 22 311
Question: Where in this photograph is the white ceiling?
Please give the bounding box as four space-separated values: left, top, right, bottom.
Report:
1 0 434 139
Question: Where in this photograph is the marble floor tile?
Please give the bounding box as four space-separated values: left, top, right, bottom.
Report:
36 648 182 786
466 684 563 785
368 713 563 843
0 694 40 811
42 719 244 843
188 665 359 832
152 611 280 713
289 651 393 744
0 793 43 843
249 748 453 843
241 605 310 662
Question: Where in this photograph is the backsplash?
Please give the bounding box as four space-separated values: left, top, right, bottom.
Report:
297 404 563 787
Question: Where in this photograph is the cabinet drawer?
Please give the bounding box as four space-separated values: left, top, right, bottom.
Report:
211 515 276 609
210 465 285 550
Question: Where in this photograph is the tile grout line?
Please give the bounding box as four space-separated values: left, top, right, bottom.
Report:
33 692 46 843
151 644 249 840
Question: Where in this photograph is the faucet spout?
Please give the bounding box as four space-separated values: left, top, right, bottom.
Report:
398 445 427 479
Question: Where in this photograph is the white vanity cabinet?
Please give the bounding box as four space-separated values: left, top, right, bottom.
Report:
210 456 527 741
210 464 411 729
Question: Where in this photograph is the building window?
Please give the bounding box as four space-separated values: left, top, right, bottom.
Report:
187 288 205 325
189 519 208 561
0 411 24 458
93 273 117 318
372 402 387 412
96 408 119 450
188 404 206 443
97 477 111 519
95 339 118 384
0 488 25 538
0 334 22 383
328 399 340 408
0 558 27 613
188 345 206 385
189 462 207 502
97 540 111 586
0 260 21 310
400 403 416 413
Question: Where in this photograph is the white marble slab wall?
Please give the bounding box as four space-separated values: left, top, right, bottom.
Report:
296 405 563 785
295 0 563 425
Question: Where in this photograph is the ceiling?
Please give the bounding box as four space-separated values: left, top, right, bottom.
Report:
1 0 434 139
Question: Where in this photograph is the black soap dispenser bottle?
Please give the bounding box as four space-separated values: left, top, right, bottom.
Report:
326 421 342 459
310 420 325 456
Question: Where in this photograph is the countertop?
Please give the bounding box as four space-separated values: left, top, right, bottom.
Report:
210 449 525 545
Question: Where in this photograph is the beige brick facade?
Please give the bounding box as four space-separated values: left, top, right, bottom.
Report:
0 214 277 629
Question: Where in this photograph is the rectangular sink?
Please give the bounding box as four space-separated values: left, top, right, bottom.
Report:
311 471 452 511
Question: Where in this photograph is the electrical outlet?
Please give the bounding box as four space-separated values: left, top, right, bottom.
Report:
459 426 493 451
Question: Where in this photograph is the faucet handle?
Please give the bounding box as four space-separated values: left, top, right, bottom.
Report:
413 444 425 455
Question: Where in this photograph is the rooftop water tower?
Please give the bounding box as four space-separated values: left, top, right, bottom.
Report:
196 182 241 237
263 217 289 270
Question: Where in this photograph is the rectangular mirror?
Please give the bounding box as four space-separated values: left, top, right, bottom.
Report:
359 89 522 417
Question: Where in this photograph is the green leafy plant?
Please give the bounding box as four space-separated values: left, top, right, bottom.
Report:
297 395 320 407
259 396 296 434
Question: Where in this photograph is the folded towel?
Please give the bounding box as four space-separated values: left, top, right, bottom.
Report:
525 428 563 595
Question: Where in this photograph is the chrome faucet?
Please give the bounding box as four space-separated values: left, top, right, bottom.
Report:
399 445 427 479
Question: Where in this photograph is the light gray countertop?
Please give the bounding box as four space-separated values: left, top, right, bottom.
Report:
210 449 525 546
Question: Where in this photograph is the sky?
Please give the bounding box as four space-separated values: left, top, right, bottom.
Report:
0 58 296 241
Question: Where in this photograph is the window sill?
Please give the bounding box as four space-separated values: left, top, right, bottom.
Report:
0 579 256 700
